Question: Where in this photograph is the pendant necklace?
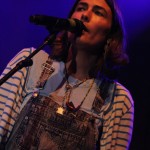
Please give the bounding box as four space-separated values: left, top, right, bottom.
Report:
56 64 95 115
65 77 95 112
64 64 95 112
56 75 89 115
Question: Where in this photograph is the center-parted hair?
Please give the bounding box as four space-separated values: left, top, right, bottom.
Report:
50 0 129 79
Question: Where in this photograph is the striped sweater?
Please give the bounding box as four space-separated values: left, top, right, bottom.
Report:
0 48 134 149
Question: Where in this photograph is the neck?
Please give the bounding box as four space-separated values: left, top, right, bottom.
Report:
66 50 98 80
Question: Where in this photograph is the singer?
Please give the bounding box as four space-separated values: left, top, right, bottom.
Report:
0 0 134 149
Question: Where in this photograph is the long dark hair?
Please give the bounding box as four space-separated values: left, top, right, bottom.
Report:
50 0 129 79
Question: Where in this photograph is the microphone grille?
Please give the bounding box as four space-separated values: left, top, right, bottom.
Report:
70 18 88 34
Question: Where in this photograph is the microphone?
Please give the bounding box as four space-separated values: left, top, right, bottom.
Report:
29 15 88 35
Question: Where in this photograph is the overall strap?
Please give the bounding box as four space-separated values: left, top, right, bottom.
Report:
36 57 55 89
99 77 116 115
96 77 116 150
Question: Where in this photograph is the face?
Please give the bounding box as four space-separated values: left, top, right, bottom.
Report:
69 0 112 54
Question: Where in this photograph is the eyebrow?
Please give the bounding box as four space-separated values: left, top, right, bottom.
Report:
76 2 88 8
77 2 108 15
94 5 108 16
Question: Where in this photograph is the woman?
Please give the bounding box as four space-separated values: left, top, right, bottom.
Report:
0 0 134 149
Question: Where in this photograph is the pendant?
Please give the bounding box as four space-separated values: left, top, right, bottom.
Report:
66 102 77 112
32 90 39 98
67 102 75 109
66 84 72 90
56 107 65 115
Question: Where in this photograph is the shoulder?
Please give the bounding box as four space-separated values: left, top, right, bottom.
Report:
8 47 49 68
0 47 49 90
23 48 65 91
8 47 34 67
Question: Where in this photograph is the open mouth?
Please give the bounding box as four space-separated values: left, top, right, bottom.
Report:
83 24 89 32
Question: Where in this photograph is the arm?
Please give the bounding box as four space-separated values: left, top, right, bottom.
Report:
0 48 34 143
114 105 134 150
100 83 134 150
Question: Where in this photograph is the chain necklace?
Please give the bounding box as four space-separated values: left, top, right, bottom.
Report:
65 77 95 112
56 65 95 115
64 63 95 112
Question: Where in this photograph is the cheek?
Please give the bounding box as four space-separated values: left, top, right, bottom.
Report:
90 17 112 36
70 12 80 20
89 24 111 43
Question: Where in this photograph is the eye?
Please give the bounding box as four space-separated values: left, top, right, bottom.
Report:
75 6 86 12
94 11 104 17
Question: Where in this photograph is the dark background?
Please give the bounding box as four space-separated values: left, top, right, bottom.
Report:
0 0 150 149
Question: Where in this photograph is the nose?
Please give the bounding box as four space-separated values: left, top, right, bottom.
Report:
81 11 91 22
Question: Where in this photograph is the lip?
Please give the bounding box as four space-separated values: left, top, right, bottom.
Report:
83 26 89 33
82 30 88 34
82 23 89 32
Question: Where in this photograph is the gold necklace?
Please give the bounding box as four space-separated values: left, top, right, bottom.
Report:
56 77 89 115
56 64 95 115
65 77 95 112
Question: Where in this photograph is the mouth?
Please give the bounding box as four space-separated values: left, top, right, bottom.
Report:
83 24 89 32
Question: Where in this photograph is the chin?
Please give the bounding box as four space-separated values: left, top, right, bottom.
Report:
76 38 89 46
76 34 89 43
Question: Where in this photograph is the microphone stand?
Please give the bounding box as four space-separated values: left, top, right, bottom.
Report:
0 32 57 86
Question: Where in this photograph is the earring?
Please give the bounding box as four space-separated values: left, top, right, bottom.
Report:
104 39 111 61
